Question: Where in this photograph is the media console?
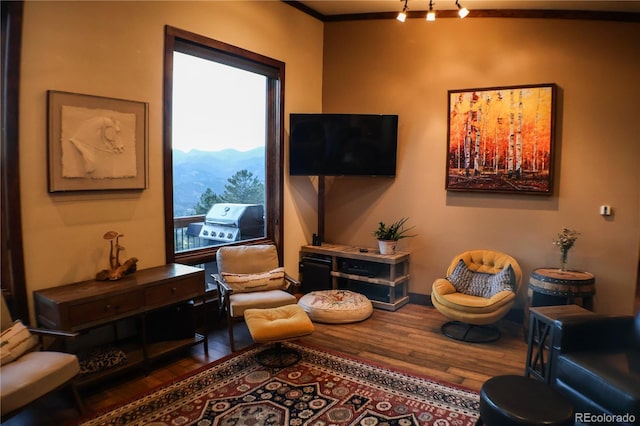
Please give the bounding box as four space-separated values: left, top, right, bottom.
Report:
299 244 410 311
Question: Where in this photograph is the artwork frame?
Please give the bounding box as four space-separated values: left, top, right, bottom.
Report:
445 83 556 195
47 90 148 192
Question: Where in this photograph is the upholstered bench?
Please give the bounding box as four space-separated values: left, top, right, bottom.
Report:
477 375 574 426
298 290 373 324
244 304 314 367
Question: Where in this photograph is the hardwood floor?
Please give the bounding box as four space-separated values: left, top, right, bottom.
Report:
4 304 528 425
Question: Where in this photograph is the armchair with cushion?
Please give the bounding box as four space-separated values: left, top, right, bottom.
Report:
549 311 640 425
1 294 83 420
431 249 522 343
213 244 299 351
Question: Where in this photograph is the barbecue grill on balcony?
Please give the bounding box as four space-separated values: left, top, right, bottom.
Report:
186 203 265 243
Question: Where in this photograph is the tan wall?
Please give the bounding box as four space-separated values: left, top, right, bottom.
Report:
315 18 640 314
19 1 323 319
19 2 640 319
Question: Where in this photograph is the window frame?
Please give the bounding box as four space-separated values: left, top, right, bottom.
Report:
163 26 285 266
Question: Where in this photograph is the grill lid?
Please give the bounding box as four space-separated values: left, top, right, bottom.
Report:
195 203 265 242
205 203 261 226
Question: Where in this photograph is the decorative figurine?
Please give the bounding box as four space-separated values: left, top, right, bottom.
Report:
96 231 138 280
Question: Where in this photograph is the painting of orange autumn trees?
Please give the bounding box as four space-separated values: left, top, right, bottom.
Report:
446 84 556 194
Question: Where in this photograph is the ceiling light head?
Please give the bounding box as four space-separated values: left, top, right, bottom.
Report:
397 0 408 22
426 0 435 21
456 0 469 18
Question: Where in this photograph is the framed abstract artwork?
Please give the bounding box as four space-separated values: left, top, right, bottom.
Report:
47 90 148 192
445 83 556 194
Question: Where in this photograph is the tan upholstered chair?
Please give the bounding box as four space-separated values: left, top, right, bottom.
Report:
0 294 83 420
431 249 522 343
213 244 299 351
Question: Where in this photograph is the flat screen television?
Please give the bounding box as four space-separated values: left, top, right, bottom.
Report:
289 114 398 176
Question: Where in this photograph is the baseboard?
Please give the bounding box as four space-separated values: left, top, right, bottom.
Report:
409 293 432 306
408 292 524 324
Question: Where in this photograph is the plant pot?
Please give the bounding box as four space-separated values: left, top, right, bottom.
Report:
378 240 397 255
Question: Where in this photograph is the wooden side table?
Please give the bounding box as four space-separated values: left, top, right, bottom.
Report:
525 305 594 383
525 268 595 334
528 268 596 309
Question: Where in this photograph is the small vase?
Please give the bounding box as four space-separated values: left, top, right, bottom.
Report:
559 249 568 272
378 240 397 255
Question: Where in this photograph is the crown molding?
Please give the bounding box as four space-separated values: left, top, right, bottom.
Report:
283 1 640 22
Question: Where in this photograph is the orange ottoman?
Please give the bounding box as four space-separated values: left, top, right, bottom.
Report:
244 304 314 367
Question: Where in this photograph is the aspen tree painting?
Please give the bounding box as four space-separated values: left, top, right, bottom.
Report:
446 84 556 194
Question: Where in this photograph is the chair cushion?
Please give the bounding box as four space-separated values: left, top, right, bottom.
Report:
298 290 373 324
229 289 297 317
0 351 80 415
448 260 515 298
221 267 285 293
216 244 280 275
555 350 640 416
0 320 39 366
244 304 314 343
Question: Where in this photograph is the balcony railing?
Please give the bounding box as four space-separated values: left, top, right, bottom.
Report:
173 215 214 252
173 214 267 254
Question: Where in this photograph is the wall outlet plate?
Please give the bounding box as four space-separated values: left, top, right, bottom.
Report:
599 205 612 216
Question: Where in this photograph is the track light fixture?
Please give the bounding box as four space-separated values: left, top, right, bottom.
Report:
397 0 408 22
456 0 469 18
426 0 436 21
397 1 470 22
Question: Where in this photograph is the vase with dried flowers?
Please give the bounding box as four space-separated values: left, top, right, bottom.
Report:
552 227 580 272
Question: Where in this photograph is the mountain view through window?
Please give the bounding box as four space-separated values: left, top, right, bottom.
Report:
172 51 267 252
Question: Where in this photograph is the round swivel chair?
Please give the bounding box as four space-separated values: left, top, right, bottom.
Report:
431 249 522 343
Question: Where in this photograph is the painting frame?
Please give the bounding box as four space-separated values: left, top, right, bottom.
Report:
47 90 148 192
445 83 557 195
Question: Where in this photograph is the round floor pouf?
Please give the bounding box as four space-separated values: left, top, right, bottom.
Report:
477 375 574 426
298 290 373 324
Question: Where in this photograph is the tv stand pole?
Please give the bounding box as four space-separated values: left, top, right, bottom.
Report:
317 175 325 244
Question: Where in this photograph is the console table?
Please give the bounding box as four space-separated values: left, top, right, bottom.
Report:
300 244 410 311
33 263 207 386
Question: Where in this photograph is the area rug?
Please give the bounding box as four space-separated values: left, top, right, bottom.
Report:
80 342 480 425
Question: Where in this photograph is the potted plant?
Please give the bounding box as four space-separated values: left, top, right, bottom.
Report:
373 217 416 254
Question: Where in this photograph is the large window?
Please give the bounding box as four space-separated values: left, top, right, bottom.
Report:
163 26 284 266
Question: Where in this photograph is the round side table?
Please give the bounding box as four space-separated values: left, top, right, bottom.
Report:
528 268 596 309
525 268 595 334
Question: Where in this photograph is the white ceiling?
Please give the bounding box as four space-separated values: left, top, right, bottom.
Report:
297 1 640 16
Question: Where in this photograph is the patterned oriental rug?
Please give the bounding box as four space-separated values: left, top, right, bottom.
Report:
80 342 480 426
